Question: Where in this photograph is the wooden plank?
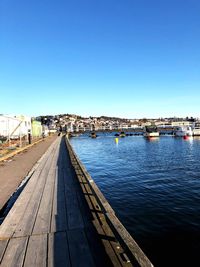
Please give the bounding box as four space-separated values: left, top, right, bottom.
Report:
62 150 85 230
62 155 76 193
80 174 131 266
32 167 56 234
75 167 124 267
77 194 116 267
50 169 68 232
0 239 8 263
50 141 68 232
99 213 131 267
74 172 122 266
32 143 60 235
0 237 28 267
23 234 47 267
13 141 59 238
67 229 95 267
83 225 119 267
48 232 71 267
76 190 94 228
84 195 123 267
0 140 58 239
63 172 75 195
0 160 48 239
106 212 154 267
65 192 84 230
12 165 51 237
85 191 127 266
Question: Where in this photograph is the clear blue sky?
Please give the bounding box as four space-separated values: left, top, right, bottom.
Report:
0 0 200 118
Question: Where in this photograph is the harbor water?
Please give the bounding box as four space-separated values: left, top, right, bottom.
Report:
70 134 200 267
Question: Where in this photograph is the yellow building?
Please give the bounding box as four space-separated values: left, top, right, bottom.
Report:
31 120 42 137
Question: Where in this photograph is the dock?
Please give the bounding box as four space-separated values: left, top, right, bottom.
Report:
0 135 153 267
0 134 57 211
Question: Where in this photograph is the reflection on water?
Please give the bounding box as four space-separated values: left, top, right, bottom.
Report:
193 136 200 140
70 135 200 267
145 137 160 142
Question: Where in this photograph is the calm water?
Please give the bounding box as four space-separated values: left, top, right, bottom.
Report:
70 134 200 267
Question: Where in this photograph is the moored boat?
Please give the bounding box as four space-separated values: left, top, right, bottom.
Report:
143 126 159 138
173 126 193 137
90 132 97 138
192 123 200 136
119 131 126 137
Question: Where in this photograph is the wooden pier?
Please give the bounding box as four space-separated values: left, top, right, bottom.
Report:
0 136 153 267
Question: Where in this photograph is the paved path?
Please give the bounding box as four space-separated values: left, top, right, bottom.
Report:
0 135 57 210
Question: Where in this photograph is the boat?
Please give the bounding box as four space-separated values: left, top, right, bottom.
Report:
173 126 193 137
119 131 126 137
90 132 97 138
143 126 159 138
192 123 200 136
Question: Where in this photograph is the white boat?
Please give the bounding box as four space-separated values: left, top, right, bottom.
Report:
143 126 159 137
192 123 200 136
174 126 193 137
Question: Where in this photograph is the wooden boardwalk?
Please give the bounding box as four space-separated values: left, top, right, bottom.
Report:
0 134 57 211
0 136 153 267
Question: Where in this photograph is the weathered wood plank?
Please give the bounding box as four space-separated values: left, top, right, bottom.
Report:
13 141 59 238
62 153 76 190
32 143 60 235
77 193 117 267
32 167 56 234
99 213 131 267
106 212 154 267
0 140 58 239
0 237 28 267
84 195 123 267
51 141 68 233
62 150 85 230
23 234 47 267
67 229 95 267
75 166 124 267
65 191 84 230
84 189 127 266
48 232 71 267
50 169 68 233
0 239 8 263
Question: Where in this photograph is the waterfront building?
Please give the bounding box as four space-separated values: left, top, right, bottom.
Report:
31 120 43 138
0 114 32 139
171 121 193 127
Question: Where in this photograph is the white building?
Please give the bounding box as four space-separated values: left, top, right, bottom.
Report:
0 115 32 139
171 121 192 127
